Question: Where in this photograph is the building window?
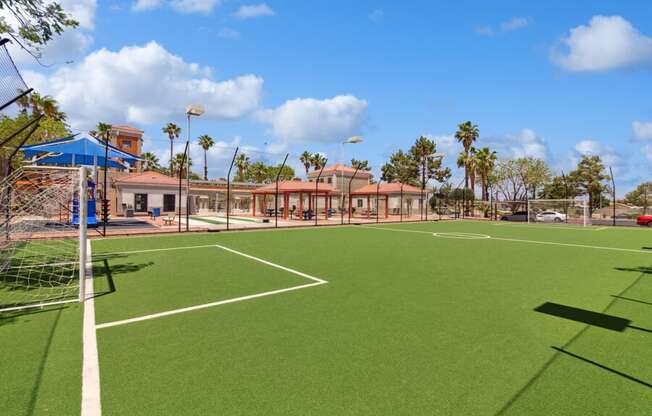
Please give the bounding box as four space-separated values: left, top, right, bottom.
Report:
357 199 363 208
327 177 332 184
163 194 175 212
134 193 148 212
121 140 132 149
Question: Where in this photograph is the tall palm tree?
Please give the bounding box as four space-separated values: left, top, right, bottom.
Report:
234 153 250 182
96 122 112 144
141 152 160 171
310 153 327 171
162 123 181 177
474 147 497 201
300 151 313 175
456 149 478 196
248 161 268 184
454 121 479 191
197 134 214 180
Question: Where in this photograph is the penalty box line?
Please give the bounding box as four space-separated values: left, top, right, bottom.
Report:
359 225 652 255
95 244 328 330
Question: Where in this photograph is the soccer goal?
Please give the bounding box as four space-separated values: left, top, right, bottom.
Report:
527 199 589 226
0 166 88 312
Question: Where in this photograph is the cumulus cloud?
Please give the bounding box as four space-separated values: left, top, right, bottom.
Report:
476 16 529 36
258 95 368 144
233 3 275 19
573 139 621 171
3 0 96 65
643 145 652 163
486 128 547 159
368 9 384 23
25 41 263 129
633 121 652 140
551 15 652 71
132 0 162 12
217 28 241 40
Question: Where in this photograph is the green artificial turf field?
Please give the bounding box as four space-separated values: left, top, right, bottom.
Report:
2 220 652 415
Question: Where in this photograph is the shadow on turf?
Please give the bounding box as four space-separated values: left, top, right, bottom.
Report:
495 269 652 414
91 257 154 299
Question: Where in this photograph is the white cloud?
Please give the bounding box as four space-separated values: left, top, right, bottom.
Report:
477 16 529 36
573 139 621 171
487 128 547 159
643 145 652 163
25 41 263 129
3 0 96 65
633 121 652 140
217 28 241 40
500 17 529 32
170 0 220 14
233 3 275 19
368 9 384 23
258 95 368 144
132 0 162 12
551 15 652 71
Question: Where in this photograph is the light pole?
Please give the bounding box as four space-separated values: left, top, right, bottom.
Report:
422 152 445 221
185 105 204 231
340 136 363 224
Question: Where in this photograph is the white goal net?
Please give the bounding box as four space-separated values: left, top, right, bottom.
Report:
527 199 589 226
0 166 87 312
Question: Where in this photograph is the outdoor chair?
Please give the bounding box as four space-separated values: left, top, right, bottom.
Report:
163 214 176 226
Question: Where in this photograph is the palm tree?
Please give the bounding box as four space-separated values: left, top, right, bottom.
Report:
162 123 181 177
234 153 250 182
300 151 313 175
248 161 268 184
310 153 327 171
197 134 214 180
96 122 112 144
474 147 497 201
141 152 160 171
454 121 479 191
171 152 192 178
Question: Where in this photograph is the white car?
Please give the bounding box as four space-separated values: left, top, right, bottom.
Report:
535 211 567 223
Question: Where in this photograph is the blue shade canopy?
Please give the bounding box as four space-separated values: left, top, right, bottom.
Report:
20 132 142 165
35 154 126 169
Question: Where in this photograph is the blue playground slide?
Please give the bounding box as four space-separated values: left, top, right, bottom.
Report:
71 199 98 227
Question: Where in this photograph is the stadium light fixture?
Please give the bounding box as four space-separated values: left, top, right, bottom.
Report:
186 105 205 117
344 136 363 144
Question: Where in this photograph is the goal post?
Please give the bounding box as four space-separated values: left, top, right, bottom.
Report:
527 199 590 226
0 166 88 312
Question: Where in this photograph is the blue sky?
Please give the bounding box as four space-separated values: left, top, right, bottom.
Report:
8 0 652 193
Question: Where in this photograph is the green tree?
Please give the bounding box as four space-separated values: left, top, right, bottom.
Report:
141 152 160 171
269 164 295 182
247 161 268 183
569 155 609 214
310 153 327 171
162 123 181 177
454 121 479 190
299 151 313 175
474 147 497 201
350 158 371 171
517 157 552 198
541 175 578 200
234 153 250 182
197 134 214 180
0 0 78 61
409 136 451 189
170 152 192 178
381 149 418 184
624 182 652 208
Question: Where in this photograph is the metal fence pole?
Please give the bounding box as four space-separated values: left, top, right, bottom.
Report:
314 158 327 226
609 166 616 226
376 181 380 224
275 153 289 228
347 165 361 224
226 147 239 231
400 183 404 222
178 141 189 233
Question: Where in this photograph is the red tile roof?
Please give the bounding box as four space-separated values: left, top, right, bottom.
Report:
115 170 182 187
308 164 373 177
351 183 422 195
111 125 144 135
253 180 334 194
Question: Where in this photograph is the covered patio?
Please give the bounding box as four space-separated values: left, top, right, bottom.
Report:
351 183 424 219
252 180 335 220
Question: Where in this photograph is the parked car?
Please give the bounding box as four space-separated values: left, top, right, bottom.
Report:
535 211 567 223
500 211 529 222
637 215 652 226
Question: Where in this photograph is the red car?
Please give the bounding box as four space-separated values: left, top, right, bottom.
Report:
637 215 652 226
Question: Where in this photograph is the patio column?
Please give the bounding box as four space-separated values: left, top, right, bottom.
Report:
252 194 256 216
298 192 303 220
385 195 389 218
284 193 289 219
348 194 352 218
367 195 370 219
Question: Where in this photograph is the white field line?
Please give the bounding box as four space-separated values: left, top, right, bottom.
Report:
95 245 327 330
81 240 102 416
360 225 652 255
94 244 218 257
